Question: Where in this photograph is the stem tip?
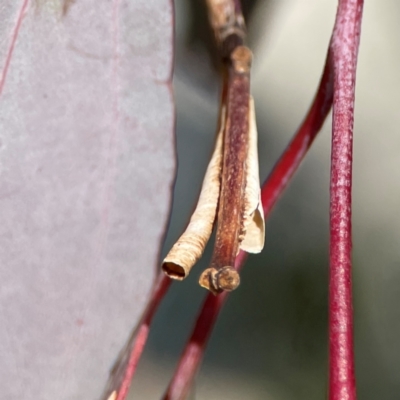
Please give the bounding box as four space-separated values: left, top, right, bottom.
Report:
199 266 240 294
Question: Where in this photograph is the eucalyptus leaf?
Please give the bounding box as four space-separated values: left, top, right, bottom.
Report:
0 1 174 399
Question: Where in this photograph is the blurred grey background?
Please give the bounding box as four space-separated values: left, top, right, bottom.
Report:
131 0 400 398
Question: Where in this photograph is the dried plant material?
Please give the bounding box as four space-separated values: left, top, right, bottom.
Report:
239 97 265 254
198 95 264 295
199 266 240 295
162 109 226 280
107 391 117 400
205 0 245 45
199 46 252 294
163 2 262 294
231 45 252 73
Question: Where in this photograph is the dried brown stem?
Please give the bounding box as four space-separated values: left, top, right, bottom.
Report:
163 0 260 294
197 0 256 295
205 0 246 57
199 46 252 294
212 49 251 267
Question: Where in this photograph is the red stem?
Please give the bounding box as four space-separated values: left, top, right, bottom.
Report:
162 251 248 400
163 45 335 399
328 1 363 400
102 273 171 400
162 289 225 400
261 50 333 216
114 1 364 397
115 274 171 400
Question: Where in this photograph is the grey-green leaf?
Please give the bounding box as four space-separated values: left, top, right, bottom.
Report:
0 1 174 399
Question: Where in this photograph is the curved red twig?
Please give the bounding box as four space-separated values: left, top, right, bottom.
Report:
114 2 364 398
101 274 171 400
163 45 335 399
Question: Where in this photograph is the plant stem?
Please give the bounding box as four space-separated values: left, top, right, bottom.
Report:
102 274 171 400
201 47 252 294
163 42 335 398
107 0 364 398
261 52 333 216
329 1 363 399
162 251 247 400
199 0 253 294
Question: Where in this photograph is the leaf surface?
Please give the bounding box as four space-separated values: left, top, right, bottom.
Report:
0 1 174 399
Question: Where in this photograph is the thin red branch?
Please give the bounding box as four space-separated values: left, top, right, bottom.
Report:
115 274 171 400
329 1 363 400
163 45 335 399
102 273 171 400
110 1 364 398
162 290 225 400
162 250 247 400
261 51 333 216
